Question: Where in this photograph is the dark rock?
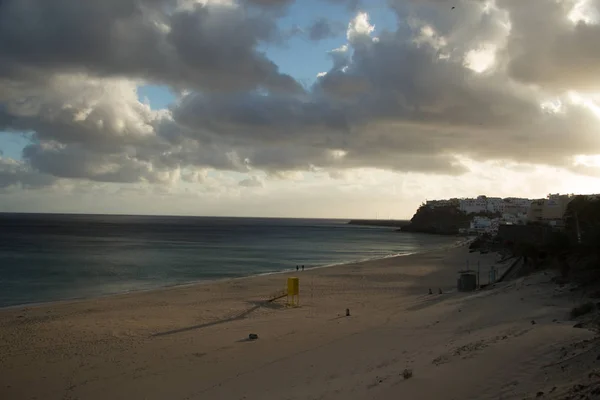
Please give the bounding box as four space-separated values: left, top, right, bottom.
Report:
531 320 537 325
536 391 544 397
400 204 478 235
346 308 350 317
573 323 584 329
573 384 586 392
248 333 259 340
402 369 413 379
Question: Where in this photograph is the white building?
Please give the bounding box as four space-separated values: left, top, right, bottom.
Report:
459 196 488 214
527 193 573 223
502 197 531 218
504 197 532 208
486 197 504 213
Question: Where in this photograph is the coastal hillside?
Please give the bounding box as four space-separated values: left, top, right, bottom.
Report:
400 204 473 235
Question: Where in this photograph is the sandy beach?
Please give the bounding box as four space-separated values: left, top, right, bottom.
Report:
1 244 598 400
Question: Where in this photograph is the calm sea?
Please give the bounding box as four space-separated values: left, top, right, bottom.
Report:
0 214 459 308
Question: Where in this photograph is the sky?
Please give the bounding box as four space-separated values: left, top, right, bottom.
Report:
1 0 600 219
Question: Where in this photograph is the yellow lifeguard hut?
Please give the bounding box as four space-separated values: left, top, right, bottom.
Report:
287 277 299 307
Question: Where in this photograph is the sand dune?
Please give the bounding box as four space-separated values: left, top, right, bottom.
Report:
0 245 596 399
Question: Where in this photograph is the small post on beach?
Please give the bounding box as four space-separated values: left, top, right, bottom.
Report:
310 275 314 317
477 261 481 289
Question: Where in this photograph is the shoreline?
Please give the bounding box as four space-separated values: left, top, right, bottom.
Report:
1 237 472 312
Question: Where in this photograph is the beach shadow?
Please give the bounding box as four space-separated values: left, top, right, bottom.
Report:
328 315 352 321
236 337 259 343
152 304 262 337
151 295 287 337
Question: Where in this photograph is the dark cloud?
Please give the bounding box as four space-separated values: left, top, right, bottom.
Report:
500 0 600 92
0 157 56 189
307 18 344 41
171 3 600 173
0 0 302 93
21 142 176 184
323 0 362 11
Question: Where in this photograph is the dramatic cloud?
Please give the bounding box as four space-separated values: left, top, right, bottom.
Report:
307 18 344 41
501 0 600 92
0 0 301 93
1 0 600 197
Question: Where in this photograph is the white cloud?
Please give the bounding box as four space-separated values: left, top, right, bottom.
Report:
464 44 497 73
347 12 375 42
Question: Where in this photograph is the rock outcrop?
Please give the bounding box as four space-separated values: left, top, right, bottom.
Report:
399 205 471 235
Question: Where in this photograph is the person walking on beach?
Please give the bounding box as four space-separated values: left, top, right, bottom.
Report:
301 265 304 271
296 265 299 271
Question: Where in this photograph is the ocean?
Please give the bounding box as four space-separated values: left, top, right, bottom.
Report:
0 213 459 308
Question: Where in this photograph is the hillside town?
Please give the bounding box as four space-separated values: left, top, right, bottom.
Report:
423 194 598 235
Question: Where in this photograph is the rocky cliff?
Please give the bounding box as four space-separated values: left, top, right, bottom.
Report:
400 205 472 235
